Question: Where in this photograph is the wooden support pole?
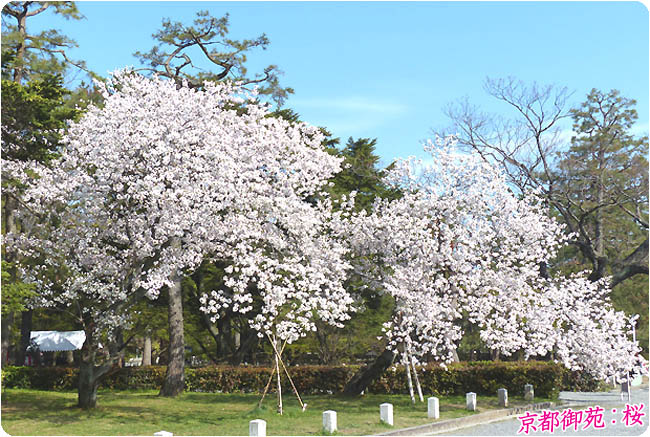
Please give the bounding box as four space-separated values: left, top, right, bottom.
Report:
267 334 307 411
409 352 424 402
258 341 287 410
402 349 416 405
275 340 282 415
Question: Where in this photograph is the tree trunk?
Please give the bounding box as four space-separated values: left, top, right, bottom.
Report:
1 311 15 366
78 326 106 409
611 238 649 288
111 328 125 368
343 348 397 395
13 12 27 83
16 309 32 367
3 195 19 366
587 257 608 282
588 149 608 282
142 335 152 366
159 273 184 397
230 327 260 366
78 360 99 409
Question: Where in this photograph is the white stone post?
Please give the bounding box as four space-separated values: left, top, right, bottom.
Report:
524 384 534 401
154 432 172 437
497 388 508 407
249 419 266 437
427 396 440 419
380 403 394 426
323 410 337 433
466 392 477 411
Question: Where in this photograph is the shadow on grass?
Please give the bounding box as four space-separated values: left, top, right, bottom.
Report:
2 389 554 436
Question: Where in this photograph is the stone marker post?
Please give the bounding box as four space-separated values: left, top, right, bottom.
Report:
466 392 477 411
497 388 508 407
249 419 266 437
380 403 394 426
621 380 630 394
427 397 440 419
524 384 534 401
323 410 337 433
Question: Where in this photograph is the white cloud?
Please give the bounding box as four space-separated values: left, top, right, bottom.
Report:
288 96 409 137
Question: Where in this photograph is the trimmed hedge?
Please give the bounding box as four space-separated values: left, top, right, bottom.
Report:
1 360 594 398
369 361 566 398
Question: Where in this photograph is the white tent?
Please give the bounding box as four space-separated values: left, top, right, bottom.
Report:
29 330 85 352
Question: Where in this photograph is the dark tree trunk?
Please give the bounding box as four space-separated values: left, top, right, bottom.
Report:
76 311 129 408
1 311 15 366
78 360 99 409
160 274 184 397
3 195 19 366
587 256 608 282
611 238 649 288
16 309 32 366
216 317 230 357
230 326 260 366
539 261 550 280
77 325 112 409
114 328 125 368
343 348 397 395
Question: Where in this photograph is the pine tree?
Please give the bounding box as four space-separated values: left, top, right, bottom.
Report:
2 2 86 366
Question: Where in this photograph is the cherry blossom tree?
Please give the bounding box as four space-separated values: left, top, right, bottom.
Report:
9 70 354 408
344 137 642 395
198 194 355 413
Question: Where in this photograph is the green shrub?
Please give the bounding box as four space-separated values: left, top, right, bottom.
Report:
1 366 78 390
560 368 602 392
100 366 167 390
1 360 591 398
367 361 565 398
1 366 34 389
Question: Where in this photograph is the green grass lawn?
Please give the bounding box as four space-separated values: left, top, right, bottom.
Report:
1 389 552 436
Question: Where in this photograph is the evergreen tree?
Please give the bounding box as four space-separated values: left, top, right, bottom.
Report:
2 1 86 83
1 1 85 366
296 137 401 364
556 89 648 285
555 89 649 354
327 137 400 213
134 10 292 106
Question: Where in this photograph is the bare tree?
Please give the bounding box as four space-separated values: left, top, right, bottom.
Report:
438 78 648 288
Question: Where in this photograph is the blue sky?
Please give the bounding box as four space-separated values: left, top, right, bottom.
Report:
24 1 649 166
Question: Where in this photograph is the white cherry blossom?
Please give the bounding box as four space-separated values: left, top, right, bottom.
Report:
11 70 354 346
345 137 641 378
